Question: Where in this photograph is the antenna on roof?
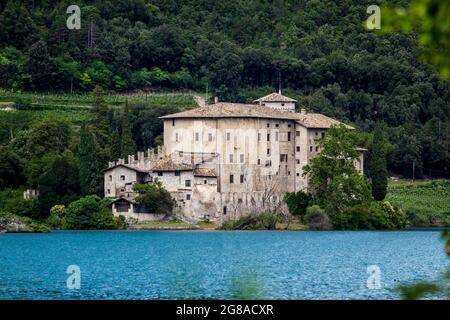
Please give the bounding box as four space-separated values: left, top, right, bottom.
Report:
205 82 209 107
278 69 282 95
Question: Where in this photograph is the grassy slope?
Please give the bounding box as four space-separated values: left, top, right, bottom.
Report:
0 91 198 125
387 180 450 227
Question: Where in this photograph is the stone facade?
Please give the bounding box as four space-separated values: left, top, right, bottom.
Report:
104 93 364 223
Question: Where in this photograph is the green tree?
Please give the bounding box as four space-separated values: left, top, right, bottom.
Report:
380 0 450 78
120 102 137 157
370 123 388 200
27 40 51 90
90 85 112 164
10 119 70 160
65 195 115 230
284 191 311 219
303 125 372 213
34 153 80 219
0 146 26 190
133 182 175 215
78 123 102 196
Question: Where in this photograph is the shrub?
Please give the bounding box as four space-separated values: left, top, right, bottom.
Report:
114 215 128 230
219 212 278 230
284 191 311 220
134 182 175 215
65 195 115 230
46 205 66 229
0 211 50 233
334 201 406 230
305 205 332 230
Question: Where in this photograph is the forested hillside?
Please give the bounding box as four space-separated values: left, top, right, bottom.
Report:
0 0 449 178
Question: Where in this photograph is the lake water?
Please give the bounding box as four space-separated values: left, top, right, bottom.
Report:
0 230 448 300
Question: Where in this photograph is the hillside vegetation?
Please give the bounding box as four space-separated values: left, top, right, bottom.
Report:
387 180 450 227
0 0 449 179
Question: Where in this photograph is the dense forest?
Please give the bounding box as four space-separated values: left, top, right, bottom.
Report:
0 0 449 180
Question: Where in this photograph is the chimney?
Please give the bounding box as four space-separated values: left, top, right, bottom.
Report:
214 96 219 104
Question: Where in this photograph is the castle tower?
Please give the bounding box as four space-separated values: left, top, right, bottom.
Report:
253 92 297 112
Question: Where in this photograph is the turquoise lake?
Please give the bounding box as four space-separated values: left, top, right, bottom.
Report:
0 230 448 300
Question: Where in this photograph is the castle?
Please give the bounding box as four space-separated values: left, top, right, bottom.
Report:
104 92 364 223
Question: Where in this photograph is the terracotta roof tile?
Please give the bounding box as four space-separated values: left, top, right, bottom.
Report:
160 103 353 129
254 92 297 102
152 156 194 172
193 168 217 177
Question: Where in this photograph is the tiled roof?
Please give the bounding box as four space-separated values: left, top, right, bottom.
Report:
103 164 148 173
193 168 217 177
253 92 297 103
295 113 353 129
152 156 195 172
160 103 353 129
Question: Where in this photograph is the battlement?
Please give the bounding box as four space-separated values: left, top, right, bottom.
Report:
107 145 167 171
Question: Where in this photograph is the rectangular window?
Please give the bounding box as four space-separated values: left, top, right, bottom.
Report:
175 133 179 142
296 159 300 164
310 146 313 152
195 132 199 141
120 175 125 181
257 159 261 165
316 146 319 152
208 133 213 141
280 154 288 162
229 154 233 163
107 189 111 194
157 172 163 177
267 123 270 128
240 154 244 163
321 132 325 139
288 132 291 141
296 131 300 137
288 124 291 127
175 171 180 176
297 173 300 177
240 175 244 183
185 180 191 187
227 132 231 141
230 174 234 183
267 148 270 155
186 194 191 200
267 133 270 141
275 132 279 141
109 175 112 181
172 119 175 126
258 133 261 141
296 146 300 152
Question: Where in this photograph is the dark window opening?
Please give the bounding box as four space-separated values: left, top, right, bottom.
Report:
230 174 234 183
185 180 191 187
240 175 244 183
